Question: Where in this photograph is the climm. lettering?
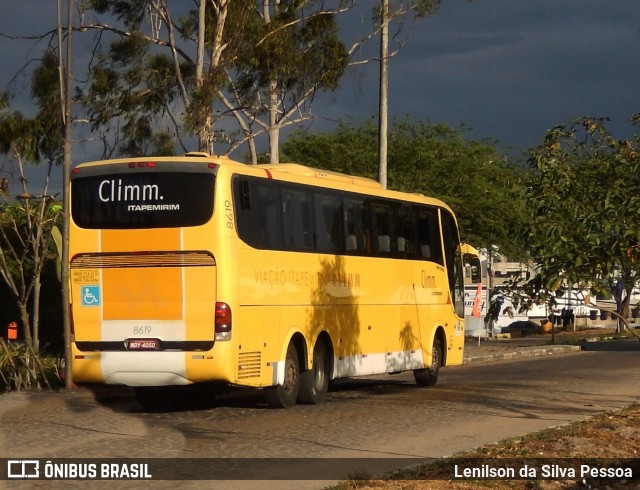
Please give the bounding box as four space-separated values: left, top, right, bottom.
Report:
99 179 162 202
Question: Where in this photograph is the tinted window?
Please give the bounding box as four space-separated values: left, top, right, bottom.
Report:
370 202 393 255
233 175 451 267
344 198 367 255
314 193 344 254
72 172 215 229
416 207 443 264
464 255 482 285
396 205 417 259
441 210 464 317
234 178 282 249
282 187 314 251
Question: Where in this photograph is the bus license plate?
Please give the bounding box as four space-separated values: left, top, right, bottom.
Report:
127 339 160 350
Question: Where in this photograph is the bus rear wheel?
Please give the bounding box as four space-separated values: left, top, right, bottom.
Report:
298 340 330 404
265 343 300 408
414 337 442 386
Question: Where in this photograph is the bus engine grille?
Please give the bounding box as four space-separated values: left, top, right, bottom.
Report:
70 250 216 268
237 351 262 379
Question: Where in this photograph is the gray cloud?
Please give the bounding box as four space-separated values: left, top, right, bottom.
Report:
1 0 639 162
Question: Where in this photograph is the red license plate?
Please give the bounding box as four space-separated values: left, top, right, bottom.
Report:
127 339 160 350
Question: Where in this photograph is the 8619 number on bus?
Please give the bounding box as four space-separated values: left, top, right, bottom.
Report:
133 325 152 335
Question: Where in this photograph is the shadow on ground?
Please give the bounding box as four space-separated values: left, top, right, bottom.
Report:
580 339 640 351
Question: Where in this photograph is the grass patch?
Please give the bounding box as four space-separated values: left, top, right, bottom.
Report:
0 339 63 392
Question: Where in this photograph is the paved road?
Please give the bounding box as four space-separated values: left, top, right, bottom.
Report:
1 340 639 488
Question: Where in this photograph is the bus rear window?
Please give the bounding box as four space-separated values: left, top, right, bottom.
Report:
72 172 215 229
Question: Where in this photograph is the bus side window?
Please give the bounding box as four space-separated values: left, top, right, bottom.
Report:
441 210 464 317
344 198 366 255
370 201 393 256
396 205 417 259
238 180 251 209
234 177 261 247
282 187 313 251
314 192 344 254
258 181 282 249
416 207 442 265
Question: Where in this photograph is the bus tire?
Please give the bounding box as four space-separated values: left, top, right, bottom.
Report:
265 343 300 408
413 337 442 387
298 340 330 405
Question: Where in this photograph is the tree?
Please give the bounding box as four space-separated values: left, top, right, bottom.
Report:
228 0 349 164
230 0 440 163
281 119 529 257
74 1 439 164
0 100 62 352
525 116 640 333
0 41 67 352
75 1 349 162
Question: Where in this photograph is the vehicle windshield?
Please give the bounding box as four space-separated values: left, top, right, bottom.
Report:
464 255 482 284
72 171 215 229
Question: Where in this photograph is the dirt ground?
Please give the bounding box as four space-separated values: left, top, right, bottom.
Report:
335 327 640 490
335 403 640 489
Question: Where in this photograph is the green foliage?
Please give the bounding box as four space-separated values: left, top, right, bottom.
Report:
283 121 525 257
75 1 356 159
282 122 379 177
525 116 640 317
0 49 64 166
0 200 63 316
0 52 65 351
77 15 184 155
413 0 441 17
0 111 41 162
372 0 441 20
235 4 348 104
88 0 149 29
0 339 63 392
31 51 64 165
281 119 529 257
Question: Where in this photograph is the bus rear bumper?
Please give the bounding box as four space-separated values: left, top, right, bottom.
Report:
105 372 190 386
73 350 191 386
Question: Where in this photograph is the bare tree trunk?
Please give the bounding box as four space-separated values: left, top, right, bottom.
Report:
263 1 280 164
60 0 74 388
32 278 41 352
247 136 258 165
378 0 389 189
217 87 259 164
620 282 634 334
195 0 212 153
18 302 32 347
268 79 279 164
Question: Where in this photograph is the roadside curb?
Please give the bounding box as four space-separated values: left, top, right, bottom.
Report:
463 345 581 364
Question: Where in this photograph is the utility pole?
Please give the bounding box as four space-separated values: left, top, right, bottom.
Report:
58 0 73 388
378 0 389 189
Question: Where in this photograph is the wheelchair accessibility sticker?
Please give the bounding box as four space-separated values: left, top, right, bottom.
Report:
81 285 101 307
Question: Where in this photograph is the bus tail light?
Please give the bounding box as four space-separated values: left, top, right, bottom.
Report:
215 302 232 341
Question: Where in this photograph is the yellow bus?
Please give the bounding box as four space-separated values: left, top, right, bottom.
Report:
69 153 465 408
461 244 488 337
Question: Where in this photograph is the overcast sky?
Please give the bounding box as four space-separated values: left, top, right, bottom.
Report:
327 0 640 151
1 1 639 192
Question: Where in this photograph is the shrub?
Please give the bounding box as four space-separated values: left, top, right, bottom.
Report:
0 339 63 392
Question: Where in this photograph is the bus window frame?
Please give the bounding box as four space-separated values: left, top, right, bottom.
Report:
231 174 452 268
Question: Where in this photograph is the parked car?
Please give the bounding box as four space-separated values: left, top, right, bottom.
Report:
498 320 541 336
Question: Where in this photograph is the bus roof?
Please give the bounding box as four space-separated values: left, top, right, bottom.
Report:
460 243 480 256
73 152 455 214
259 163 382 189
